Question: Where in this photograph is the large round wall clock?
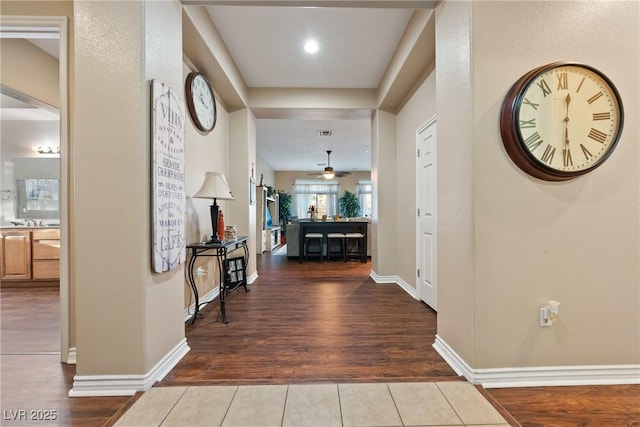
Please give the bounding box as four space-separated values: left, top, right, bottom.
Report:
500 62 624 181
185 72 216 133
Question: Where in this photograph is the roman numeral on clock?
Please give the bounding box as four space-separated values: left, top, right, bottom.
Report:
580 144 593 159
587 91 603 104
522 98 539 110
524 132 543 151
563 149 573 167
541 144 556 164
519 118 536 128
537 79 552 97
588 128 607 143
592 112 610 121
557 73 568 91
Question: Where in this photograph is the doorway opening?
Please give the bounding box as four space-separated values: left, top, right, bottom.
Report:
0 16 71 363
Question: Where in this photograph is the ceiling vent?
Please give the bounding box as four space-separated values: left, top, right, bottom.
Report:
317 130 333 137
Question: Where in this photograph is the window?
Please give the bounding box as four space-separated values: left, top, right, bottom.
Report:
356 181 372 218
292 180 339 218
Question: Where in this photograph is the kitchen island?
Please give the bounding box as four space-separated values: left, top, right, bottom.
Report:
286 220 369 262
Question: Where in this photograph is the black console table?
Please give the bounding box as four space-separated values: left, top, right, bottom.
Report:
186 236 249 324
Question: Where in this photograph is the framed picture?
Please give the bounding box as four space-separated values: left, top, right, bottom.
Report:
250 177 256 206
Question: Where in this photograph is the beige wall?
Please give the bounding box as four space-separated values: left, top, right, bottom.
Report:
228 108 257 277
437 0 640 369
371 110 397 275
182 63 232 304
394 63 436 289
436 0 477 367
4 0 636 388
73 0 185 376
0 38 60 108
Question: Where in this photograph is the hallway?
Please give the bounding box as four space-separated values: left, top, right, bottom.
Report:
1 252 637 425
162 253 457 385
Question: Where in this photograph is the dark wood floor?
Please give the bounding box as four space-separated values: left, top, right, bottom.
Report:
1 251 638 426
0 286 130 426
162 253 458 385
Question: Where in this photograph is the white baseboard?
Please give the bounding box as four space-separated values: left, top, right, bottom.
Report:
247 270 258 284
65 346 77 364
370 271 417 299
183 273 258 322
184 287 220 322
433 335 640 388
68 338 190 397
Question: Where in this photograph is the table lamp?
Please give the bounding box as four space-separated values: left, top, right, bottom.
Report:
194 172 235 243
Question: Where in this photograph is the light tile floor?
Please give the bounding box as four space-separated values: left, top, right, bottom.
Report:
114 382 510 427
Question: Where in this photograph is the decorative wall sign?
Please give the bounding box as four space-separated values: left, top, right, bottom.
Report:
152 79 186 273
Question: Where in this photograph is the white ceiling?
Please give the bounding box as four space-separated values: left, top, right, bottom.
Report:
206 6 413 89
204 4 429 172
2 4 435 173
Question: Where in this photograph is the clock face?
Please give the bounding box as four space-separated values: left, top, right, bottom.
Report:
501 62 624 181
185 72 216 133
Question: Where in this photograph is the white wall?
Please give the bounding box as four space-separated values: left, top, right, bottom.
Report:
256 152 275 189
436 0 640 371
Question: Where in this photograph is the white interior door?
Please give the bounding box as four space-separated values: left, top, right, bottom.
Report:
416 117 437 311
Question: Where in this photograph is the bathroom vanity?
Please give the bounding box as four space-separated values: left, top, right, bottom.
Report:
0 227 60 284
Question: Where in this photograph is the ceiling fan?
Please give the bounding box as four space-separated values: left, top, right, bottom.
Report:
309 150 351 180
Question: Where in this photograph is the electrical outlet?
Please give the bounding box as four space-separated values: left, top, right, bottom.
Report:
196 267 205 277
539 307 552 327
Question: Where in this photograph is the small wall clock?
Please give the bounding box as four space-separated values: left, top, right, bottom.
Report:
185 72 216 133
500 62 624 181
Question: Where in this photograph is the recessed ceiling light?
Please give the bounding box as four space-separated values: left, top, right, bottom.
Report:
304 40 319 54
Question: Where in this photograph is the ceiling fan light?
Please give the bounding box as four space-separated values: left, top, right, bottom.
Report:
304 40 319 54
323 171 335 179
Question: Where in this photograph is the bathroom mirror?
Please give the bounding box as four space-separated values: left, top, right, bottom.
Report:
16 179 60 219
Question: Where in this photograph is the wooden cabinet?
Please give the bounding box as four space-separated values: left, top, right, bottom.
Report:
0 230 31 280
0 228 60 282
32 229 60 280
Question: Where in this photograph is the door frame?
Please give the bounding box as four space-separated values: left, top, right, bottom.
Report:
0 15 72 363
415 115 437 309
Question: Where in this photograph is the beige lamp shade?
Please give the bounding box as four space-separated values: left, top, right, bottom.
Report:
194 172 235 200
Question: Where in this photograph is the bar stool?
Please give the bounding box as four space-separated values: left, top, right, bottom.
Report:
326 232 346 262
345 232 365 262
303 232 324 262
